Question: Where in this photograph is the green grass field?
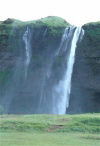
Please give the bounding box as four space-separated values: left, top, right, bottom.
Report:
0 114 100 146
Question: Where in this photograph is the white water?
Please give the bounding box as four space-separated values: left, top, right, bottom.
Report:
64 27 84 107
23 27 31 78
56 27 74 55
54 27 84 114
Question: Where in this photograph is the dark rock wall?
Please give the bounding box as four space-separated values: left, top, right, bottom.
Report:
68 24 100 113
0 19 67 114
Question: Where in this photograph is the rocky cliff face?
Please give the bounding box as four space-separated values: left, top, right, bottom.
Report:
68 22 100 113
0 17 70 113
0 17 100 114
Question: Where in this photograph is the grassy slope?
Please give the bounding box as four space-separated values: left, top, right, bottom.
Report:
0 114 100 146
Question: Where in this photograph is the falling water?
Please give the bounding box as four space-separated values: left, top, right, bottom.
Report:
64 27 84 107
23 27 31 78
54 27 84 114
2 25 84 114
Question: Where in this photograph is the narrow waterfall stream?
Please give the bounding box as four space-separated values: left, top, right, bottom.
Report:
23 27 31 79
54 27 84 114
64 27 84 108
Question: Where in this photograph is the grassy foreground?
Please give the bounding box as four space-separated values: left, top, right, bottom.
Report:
0 114 100 146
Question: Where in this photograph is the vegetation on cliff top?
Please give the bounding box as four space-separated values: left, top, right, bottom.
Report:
0 16 70 37
77 21 100 58
84 21 100 26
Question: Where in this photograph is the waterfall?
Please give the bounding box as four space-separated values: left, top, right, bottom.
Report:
2 24 85 114
54 27 84 114
23 27 31 78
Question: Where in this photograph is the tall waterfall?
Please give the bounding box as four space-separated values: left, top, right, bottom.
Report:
23 27 31 78
2 24 85 114
54 27 84 114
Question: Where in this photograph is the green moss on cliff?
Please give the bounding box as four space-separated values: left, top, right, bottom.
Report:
23 16 69 37
0 16 70 38
41 16 69 27
77 22 100 57
41 16 70 37
83 22 100 43
84 21 100 26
